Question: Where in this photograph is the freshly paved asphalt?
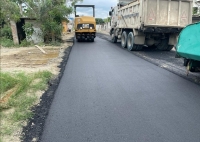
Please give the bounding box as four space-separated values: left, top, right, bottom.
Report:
41 37 200 142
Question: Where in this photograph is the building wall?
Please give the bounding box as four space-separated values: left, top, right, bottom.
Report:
25 19 43 44
96 22 111 32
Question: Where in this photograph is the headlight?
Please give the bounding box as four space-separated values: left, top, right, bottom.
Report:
90 27 92 29
80 27 82 29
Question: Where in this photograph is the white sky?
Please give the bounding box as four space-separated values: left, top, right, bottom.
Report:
69 0 118 19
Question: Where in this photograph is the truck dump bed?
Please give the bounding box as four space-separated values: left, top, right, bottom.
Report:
118 0 193 29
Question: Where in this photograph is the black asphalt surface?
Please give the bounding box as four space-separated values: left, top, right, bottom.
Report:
41 37 200 142
97 33 200 85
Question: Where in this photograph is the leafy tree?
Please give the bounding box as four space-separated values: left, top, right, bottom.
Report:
1 0 82 43
193 7 198 15
0 0 21 23
22 0 74 42
95 18 104 24
104 17 111 23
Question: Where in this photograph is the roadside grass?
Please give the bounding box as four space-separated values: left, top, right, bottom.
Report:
0 37 32 48
0 37 61 48
0 37 15 47
0 71 52 141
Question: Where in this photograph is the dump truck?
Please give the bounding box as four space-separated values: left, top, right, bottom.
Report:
176 21 200 72
74 5 96 42
109 0 193 51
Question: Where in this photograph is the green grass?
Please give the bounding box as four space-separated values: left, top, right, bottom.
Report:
0 71 52 140
0 72 18 94
0 37 32 48
0 37 15 47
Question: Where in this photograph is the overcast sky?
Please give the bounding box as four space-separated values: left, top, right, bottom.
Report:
73 0 118 19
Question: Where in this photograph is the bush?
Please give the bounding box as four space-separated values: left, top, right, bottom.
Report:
0 37 14 47
20 39 31 47
0 25 12 39
193 7 198 15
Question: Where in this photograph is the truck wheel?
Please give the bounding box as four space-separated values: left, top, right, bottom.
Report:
127 32 134 51
166 45 174 51
127 32 143 51
156 39 168 51
136 45 143 51
121 31 127 48
111 31 117 43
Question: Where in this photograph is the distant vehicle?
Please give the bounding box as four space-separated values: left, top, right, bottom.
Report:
176 21 200 72
74 5 96 42
109 0 193 51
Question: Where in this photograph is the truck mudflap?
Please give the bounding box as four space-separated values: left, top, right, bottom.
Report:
176 22 200 61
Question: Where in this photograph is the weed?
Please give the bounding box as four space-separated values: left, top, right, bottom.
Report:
19 40 32 47
0 72 18 94
0 71 52 141
0 25 12 39
0 37 14 47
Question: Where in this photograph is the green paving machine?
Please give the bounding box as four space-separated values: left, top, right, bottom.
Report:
176 22 200 72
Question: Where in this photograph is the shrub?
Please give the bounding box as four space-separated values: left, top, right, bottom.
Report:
20 39 31 47
0 37 14 47
0 25 12 39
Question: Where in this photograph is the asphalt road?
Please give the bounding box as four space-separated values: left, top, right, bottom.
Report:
97 33 200 85
41 37 200 142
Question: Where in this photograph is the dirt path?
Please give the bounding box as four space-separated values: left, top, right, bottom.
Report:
1 33 74 75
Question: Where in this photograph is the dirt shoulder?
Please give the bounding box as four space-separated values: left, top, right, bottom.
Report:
0 32 74 142
1 33 74 75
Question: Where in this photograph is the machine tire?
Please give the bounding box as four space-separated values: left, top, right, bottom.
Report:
127 32 143 51
111 31 118 43
190 67 196 72
121 31 127 48
184 58 189 66
90 38 94 42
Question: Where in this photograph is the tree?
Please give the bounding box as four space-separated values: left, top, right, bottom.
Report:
95 18 104 25
0 0 21 44
0 0 21 23
104 17 111 23
22 0 72 42
1 0 82 43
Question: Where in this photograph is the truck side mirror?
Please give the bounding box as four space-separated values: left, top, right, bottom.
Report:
109 11 112 16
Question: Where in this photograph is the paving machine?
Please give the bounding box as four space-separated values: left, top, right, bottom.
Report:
176 21 200 72
74 5 96 42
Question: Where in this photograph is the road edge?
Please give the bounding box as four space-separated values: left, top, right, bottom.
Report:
21 37 74 142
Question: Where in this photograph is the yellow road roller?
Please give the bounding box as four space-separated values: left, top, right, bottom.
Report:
74 5 96 42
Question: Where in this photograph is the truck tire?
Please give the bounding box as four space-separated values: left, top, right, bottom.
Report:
156 39 168 51
121 31 127 48
166 45 174 51
111 31 117 43
127 32 143 51
127 32 134 51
